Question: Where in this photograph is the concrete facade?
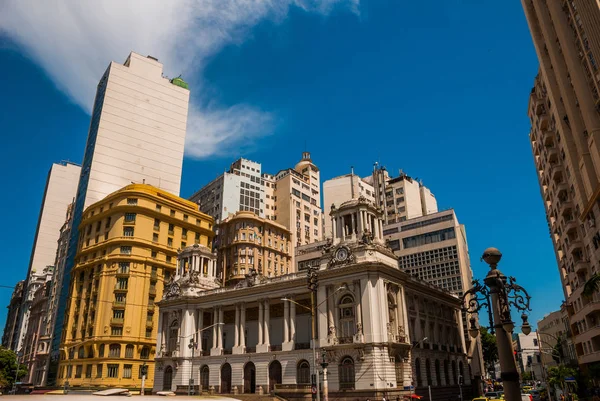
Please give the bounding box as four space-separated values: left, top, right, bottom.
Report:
50 52 191 382
55 184 213 389
538 308 578 372
522 0 600 369
16 162 81 354
153 197 469 399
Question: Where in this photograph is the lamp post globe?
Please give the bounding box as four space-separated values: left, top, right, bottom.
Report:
482 247 502 266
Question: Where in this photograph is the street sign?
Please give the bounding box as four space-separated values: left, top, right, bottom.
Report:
312 386 317 394
565 377 576 383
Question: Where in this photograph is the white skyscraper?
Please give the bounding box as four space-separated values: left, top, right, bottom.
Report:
49 52 191 383
16 161 80 352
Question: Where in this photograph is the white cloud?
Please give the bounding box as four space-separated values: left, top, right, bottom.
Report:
0 0 358 158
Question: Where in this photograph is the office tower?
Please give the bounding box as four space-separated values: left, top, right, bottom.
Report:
190 158 265 223
56 184 213 388
50 52 191 376
217 211 292 285
382 209 484 381
522 0 600 368
16 162 81 353
191 152 323 250
323 167 437 236
1 280 25 350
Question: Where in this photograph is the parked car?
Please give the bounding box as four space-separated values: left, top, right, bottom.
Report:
485 392 504 399
522 394 533 401
529 390 541 401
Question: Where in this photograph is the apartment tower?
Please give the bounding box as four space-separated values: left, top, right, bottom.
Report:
522 0 600 369
49 52 191 383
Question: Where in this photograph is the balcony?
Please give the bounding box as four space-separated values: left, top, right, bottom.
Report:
269 345 282 352
294 342 310 350
112 301 126 309
223 349 233 355
574 259 590 274
541 129 554 146
151 271 158 279
149 287 157 296
538 113 550 130
564 219 578 234
110 317 124 325
579 351 600 365
571 301 600 322
246 347 256 353
116 271 129 278
576 324 600 344
146 321 154 328
147 304 155 312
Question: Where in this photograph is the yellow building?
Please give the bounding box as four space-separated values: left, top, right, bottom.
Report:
57 184 213 388
217 211 292 285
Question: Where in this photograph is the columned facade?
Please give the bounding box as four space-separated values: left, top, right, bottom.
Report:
154 198 469 398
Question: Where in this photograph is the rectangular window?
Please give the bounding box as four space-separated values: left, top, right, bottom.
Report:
125 346 133 358
145 328 152 338
124 213 136 222
86 364 92 378
118 262 130 274
168 223 174 234
96 221 101 232
105 217 111 229
108 364 119 378
153 233 159 242
183 214 188 222
120 246 132 255
181 242 186 248
127 198 138 205
156 204 161 212
166 256 172 263
123 364 132 379
168 238 173 247
96 364 103 378
111 327 123 336
75 365 83 378
151 251 157 258
154 218 160 230
113 309 125 319
123 227 134 237
170 210 175 217
116 278 128 289
195 233 200 244
182 228 188 237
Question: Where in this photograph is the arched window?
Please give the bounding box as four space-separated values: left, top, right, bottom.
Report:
109 344 121 358
297 360 310 384
388 294 397 338
444 360 450 386
99 344 105 358
459 361 464 384
140 346 150 359
425 359 432 386
435 360 441 387
78 347 84 359
339 357 355 390
451 360 457 385
200 365 209 392
125 344 134 358
415 358 422 387
338 295 355 342
87 346 94 359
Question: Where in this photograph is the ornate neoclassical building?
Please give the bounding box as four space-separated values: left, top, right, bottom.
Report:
153 197 470 399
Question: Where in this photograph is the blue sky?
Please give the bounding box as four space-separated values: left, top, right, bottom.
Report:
0 0 559 334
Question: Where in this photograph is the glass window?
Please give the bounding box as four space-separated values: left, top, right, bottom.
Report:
108 364 119 378
123 227 134 237
123 364 132 379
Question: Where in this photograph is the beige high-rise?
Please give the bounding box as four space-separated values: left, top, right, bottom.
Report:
522 0 600 369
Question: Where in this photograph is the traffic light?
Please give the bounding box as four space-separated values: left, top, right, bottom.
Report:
307 267 318 292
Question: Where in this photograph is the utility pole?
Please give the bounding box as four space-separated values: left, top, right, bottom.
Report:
141 362 147 396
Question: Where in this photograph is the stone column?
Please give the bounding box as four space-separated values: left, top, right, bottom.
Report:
157 312 165 356
331 216 336 238
258 301 264 345
218 307 224 349
240 304 246 348
263 300 270 346
353 280 363 342
283 298 292 351
183 309 195 357
290 299 296 343
356 210 363 235
211 308 219 355
234 304 240 347
351 213 356 238
400 286 411 345
327 286 336 344
197 309 203 353
257 300 270 353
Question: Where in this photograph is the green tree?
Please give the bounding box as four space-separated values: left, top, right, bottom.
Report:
547 365 578 397
0 347 27 391
480 327 498 375
582 273 600 299
522 371 533 381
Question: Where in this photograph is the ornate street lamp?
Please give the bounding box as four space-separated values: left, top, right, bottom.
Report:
462 247 532 401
